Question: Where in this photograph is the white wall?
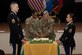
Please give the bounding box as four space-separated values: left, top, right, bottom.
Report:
0 32 82 54
0 33 12 54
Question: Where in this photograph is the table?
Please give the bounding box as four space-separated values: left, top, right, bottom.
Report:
21 42 60 55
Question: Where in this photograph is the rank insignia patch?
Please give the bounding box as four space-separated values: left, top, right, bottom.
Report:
12 19 15 23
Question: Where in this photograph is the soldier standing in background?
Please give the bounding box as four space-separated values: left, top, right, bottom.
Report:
39 11 56 40
25 10 40 40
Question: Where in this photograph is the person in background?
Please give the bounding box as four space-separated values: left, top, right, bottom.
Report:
0 49 5 55
56 13 76 55
8 2 25 55
39 11 56 40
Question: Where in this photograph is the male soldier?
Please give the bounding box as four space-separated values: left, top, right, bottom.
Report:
25 10 40 40
39 11 56 40
8 2 25 55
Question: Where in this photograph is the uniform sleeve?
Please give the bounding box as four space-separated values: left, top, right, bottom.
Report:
67 24 76 39
59 32 66 43
8 14 17 31
29 23 38 36
25 18 37 38
59 30 70 43
25 18 29 38
18 26 24 40
45 19 55 37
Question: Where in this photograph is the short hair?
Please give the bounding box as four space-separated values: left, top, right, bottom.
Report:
68 13 76 21
32 10 38 14
68 13 74 18
10 2 18 8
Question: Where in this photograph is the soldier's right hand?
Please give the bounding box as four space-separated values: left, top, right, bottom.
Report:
21 39 26 44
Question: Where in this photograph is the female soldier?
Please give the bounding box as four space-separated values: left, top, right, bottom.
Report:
57 13 76 55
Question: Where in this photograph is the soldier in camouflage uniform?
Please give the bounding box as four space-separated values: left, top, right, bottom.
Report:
39 11 56 40
25 10 40 40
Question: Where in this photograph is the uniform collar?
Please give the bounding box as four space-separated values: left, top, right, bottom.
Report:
11 11 17 15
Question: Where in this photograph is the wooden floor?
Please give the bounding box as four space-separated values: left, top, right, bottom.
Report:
0 22 82 32
6 54 82 55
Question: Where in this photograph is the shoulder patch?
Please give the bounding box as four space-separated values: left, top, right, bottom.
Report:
12 19 15 23
69 29 72 33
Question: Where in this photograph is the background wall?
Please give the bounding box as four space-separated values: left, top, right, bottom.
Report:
0 0 82 22
0 32 82 54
